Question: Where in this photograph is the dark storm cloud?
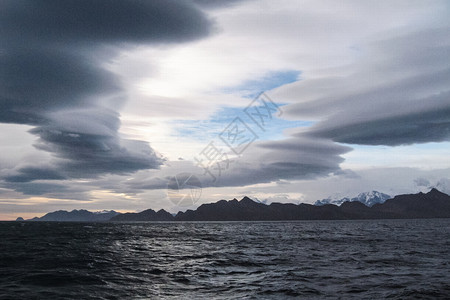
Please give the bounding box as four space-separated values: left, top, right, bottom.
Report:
307 93 450 146
1 0 212 45
282 28 450 146
26 107 164 177
2 180 91 199
8 182 69 196
0 0 213 182
0 48 118 125
4 167 65 183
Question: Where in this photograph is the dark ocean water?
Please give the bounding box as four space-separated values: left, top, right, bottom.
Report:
1 219 450 299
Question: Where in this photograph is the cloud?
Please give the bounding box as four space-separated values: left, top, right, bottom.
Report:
0 0 213 182
308 95 450 146
0 48 118 125
414 177 430 188
1 0 211 45
4 167 66 183
191 0 253 9
222 70 301 98
126 135 352 190
281 28 450 146
434 178 450 195
214 136 352 186
0 180 92 200
7 182 69 196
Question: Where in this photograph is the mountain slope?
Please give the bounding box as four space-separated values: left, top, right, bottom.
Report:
110 209 174 221
28 209 120 222
371 188 450 219
175 189 450 221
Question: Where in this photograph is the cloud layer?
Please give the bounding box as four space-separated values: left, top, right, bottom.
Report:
281 28 450 146
0 0 213 186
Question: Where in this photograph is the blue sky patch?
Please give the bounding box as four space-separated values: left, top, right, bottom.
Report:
223 70 301 98
172 105 312 144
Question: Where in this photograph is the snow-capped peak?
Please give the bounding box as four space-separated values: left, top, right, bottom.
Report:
315 191 391 207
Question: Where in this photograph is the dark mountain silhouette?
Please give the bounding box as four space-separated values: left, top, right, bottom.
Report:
370 188 450 219
174 196 360 221
110 209 173 221
173 189 450 221
21 189 450 222
28 209 120 222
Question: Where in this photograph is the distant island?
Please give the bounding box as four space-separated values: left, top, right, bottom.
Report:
17 188 450 222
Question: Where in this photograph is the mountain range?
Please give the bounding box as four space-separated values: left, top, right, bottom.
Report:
314 191 391 207
22 209 120 222
17 189 450 222
111 209 173 221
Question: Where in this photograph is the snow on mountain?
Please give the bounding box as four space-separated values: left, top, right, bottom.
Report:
253 197 269 205
352 191 392 207
315 196 351 206
315 191 391 207
93 210 118 214
433 178 450 195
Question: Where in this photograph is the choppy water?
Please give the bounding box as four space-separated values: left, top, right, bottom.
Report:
1 219 450 299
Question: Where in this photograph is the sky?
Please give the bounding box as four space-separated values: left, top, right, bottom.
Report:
0 0 449 220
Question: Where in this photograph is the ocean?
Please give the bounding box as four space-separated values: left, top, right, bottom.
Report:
1 219 449 299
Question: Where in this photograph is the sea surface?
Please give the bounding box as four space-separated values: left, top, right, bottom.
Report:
1 219 449 299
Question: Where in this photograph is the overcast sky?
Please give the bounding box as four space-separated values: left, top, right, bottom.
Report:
1 0 449 220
